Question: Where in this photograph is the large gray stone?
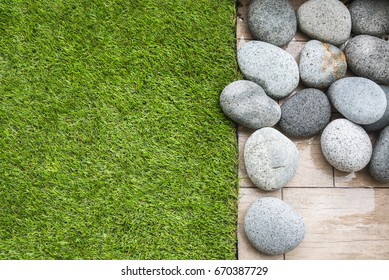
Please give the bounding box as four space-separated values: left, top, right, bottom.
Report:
220 80 281 129
279 88 331 138
248 0 297 47
327 77 387 125
321 119 372 172
297 0 351 46
363 86 389 132
244 197 305 256
237 41 299 99
244 127 300 191
369 126 389 183
345 35 389 85
349 0 389 37
299 40 347 89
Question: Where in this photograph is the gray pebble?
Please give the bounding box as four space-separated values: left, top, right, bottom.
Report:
299 40 347 89
244 197 305 256
248 0 297 47
321 118 372 172
349 0 389 37
244 127 300 191
363 86 389 132
328 77 387 125
297 0 351 46
369 126 389 183
237 41 299 99
220 80 281 129
345 35 389 85
280 88 331 138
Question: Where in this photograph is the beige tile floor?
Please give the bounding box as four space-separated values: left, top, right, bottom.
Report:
236 0 389 260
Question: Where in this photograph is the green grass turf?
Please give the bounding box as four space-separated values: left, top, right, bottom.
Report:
0 0 239 259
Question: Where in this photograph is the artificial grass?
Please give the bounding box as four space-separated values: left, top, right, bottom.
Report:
0 0 239 259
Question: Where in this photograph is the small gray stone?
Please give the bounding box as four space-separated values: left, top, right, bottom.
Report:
369 126 389 183
345 35 389 85
248 0 297 47
328 77 387 125
220 80 281 129
237 41 299 99
279 88 331 138
244 197 305 256
297 0 351 46
321 118 372 172
299 40 347 89
244 127 300 191
349 0 389 37
363 86 389 132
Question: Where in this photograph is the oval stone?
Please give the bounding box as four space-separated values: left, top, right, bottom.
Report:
345 35 389 85
279 88 331 138
248 0 297 47
321 119 372 172
328 77 387 125
297 0 351 46
244 197 305 256
363 86 389 132
299 40 347 89
220 80 281 129
244 127 300 191
369 126 389 183
349 0 389 37
237 41 299 99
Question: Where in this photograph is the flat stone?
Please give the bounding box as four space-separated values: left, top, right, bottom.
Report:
327 77 387 125
220 80 281 129
279 88 331 138
237 41 299 99
244 127 300 191
345 35 389 85
349 0 389 37
363 86 389 132
248 0 297 47
369 126 389 183
244 197 305 256
321 118 372 172
297 0 351 46
299 40 347 89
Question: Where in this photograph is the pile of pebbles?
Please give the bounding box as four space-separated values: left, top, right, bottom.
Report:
220 0 389 256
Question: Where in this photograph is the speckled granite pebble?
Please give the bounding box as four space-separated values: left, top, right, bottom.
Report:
297 0 351 45
327 77 387 125
369 126 389 183
220 80 281 129
363 86 389 132
299 40 347 89
280 88 331 138
237 41 299 99
345 35 389 85
244 127 300 191
244 197 305 256
321 119 372 172
248 0 297 47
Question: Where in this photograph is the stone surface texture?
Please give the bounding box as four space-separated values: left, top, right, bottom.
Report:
244 197 305 256
363 86 389 132
369 126 389 183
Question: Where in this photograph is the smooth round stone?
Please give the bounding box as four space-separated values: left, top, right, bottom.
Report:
363 86 389 132
327 77 387 125
244 127 300 191
279 88 331 138
345 35 389 85
237 41 299 99
321 119 372 172
369 126 389 183
349 0 389 37
220 80 281 129
299 40 347 89
297 0 351 45
244 197 305 256
248 0 297 47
